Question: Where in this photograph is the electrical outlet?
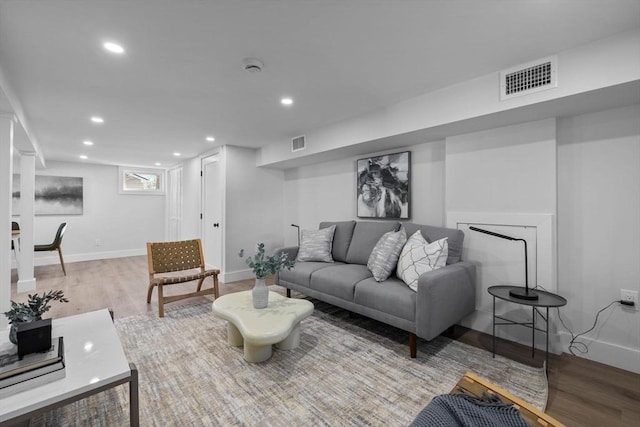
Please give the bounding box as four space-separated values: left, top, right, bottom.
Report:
620 289 638 308
95 238 101 246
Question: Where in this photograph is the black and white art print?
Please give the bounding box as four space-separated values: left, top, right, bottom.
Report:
356 151 410 219
12 175 83 215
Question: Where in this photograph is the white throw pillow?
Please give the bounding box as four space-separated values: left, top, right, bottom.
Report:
397 230 448 291
367 228 407 282
296 225 336 262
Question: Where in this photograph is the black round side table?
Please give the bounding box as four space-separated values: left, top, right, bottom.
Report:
488 285 567 370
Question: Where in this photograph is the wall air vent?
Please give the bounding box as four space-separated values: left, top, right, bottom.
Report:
291 135 306 152
500 55 557 101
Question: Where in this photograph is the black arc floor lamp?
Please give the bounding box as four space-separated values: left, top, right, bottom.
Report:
470 226 539 301
291 224 300 246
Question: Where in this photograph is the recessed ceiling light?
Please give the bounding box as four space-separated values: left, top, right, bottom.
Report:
79 155 88 160
154 162 161 166
83 140 94 146
281 97 293 106
103 41 125 54
205 136 215 142
173 152 181 157
90 116 104 124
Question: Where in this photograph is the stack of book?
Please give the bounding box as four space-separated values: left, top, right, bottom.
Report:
0 336 65 398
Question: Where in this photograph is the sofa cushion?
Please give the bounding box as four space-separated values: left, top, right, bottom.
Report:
279 261 343 288
310 264 372 301
354 277 416 321
345 221 400 265
320 221 356 263
367 228 407 282
402 223 464 264
296 225 336 262
397 231 448 292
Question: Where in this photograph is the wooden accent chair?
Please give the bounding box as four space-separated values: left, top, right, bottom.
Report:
34 222 67 275
146 239 220 317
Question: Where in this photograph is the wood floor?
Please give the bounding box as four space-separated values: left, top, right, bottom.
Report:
10 256 640 427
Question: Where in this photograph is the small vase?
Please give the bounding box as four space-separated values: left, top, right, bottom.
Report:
252 278 269 309
9 324 18 345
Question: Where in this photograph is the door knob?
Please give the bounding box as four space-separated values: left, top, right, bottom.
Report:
213 223 220 228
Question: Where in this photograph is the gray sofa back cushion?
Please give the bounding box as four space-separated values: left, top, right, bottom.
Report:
346 221 400 265
320 221 356 263
402 223 464 264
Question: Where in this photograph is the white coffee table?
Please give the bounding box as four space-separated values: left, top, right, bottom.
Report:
0 309 138 426
212 291 314 363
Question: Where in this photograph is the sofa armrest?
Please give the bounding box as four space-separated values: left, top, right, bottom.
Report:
415 261 476 340
273 246 299 262
274 246 299 287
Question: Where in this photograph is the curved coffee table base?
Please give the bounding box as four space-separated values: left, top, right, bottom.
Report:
213 291 314 363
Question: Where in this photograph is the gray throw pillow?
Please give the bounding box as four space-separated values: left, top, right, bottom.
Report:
296 225 336 262
367 228 407 282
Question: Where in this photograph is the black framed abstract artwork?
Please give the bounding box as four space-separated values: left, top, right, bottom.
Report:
356 151 410 219
12 175 83 215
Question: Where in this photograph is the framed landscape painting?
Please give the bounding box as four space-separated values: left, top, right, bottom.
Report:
356 151 410 219
12 175 83 215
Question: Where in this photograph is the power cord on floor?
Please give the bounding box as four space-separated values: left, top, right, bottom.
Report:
556 300 618 356
535 285 630 356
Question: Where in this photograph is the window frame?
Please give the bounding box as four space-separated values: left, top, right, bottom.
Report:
118 166 166 195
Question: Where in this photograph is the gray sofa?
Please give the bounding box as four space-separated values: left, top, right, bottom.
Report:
275 220 476 358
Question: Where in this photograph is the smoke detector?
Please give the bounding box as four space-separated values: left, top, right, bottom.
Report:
243 58 264 73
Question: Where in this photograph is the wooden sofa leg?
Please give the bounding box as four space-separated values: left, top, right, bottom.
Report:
286 288 291 298
409 333 417 358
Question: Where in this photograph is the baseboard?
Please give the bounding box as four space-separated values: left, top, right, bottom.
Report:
462 309 640 373
32 248 146 267
220 269 254 284
557 331 640 374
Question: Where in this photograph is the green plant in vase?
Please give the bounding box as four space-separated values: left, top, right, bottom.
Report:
3 290 69 344
239 243 294 308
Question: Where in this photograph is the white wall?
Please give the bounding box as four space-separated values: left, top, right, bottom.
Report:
14 161 166 266
557 104 640 373
280 107 640 373
282 140 447 246
445 118 559 352
223 146 285 281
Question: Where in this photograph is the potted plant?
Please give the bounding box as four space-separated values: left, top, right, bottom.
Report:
239 243 294 308
4 290 69 344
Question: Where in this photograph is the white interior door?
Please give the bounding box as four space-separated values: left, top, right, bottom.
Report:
167 166 182 241
202 154 223 271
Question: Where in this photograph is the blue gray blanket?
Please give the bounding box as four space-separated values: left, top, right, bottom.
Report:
409 393 530 427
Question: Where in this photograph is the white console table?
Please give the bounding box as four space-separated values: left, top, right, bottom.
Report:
0 309 138 426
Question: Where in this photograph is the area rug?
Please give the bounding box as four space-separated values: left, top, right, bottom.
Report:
29 299 547 426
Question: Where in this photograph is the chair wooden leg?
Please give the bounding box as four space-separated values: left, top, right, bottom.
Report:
158 284 165 318
57 247 66 275
146 283 155 303
409 332 417 358
286 288 291 298
196 278 204 292
213 275 219 298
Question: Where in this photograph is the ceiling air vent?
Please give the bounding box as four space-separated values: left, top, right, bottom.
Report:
500 55 557 101
291 135 305 152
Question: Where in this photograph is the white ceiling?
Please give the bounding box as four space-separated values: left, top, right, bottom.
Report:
0 0 639 168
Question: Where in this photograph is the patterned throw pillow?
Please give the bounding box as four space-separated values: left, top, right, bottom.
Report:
367 228 407 282
397 230 448 291
296 225 336 262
